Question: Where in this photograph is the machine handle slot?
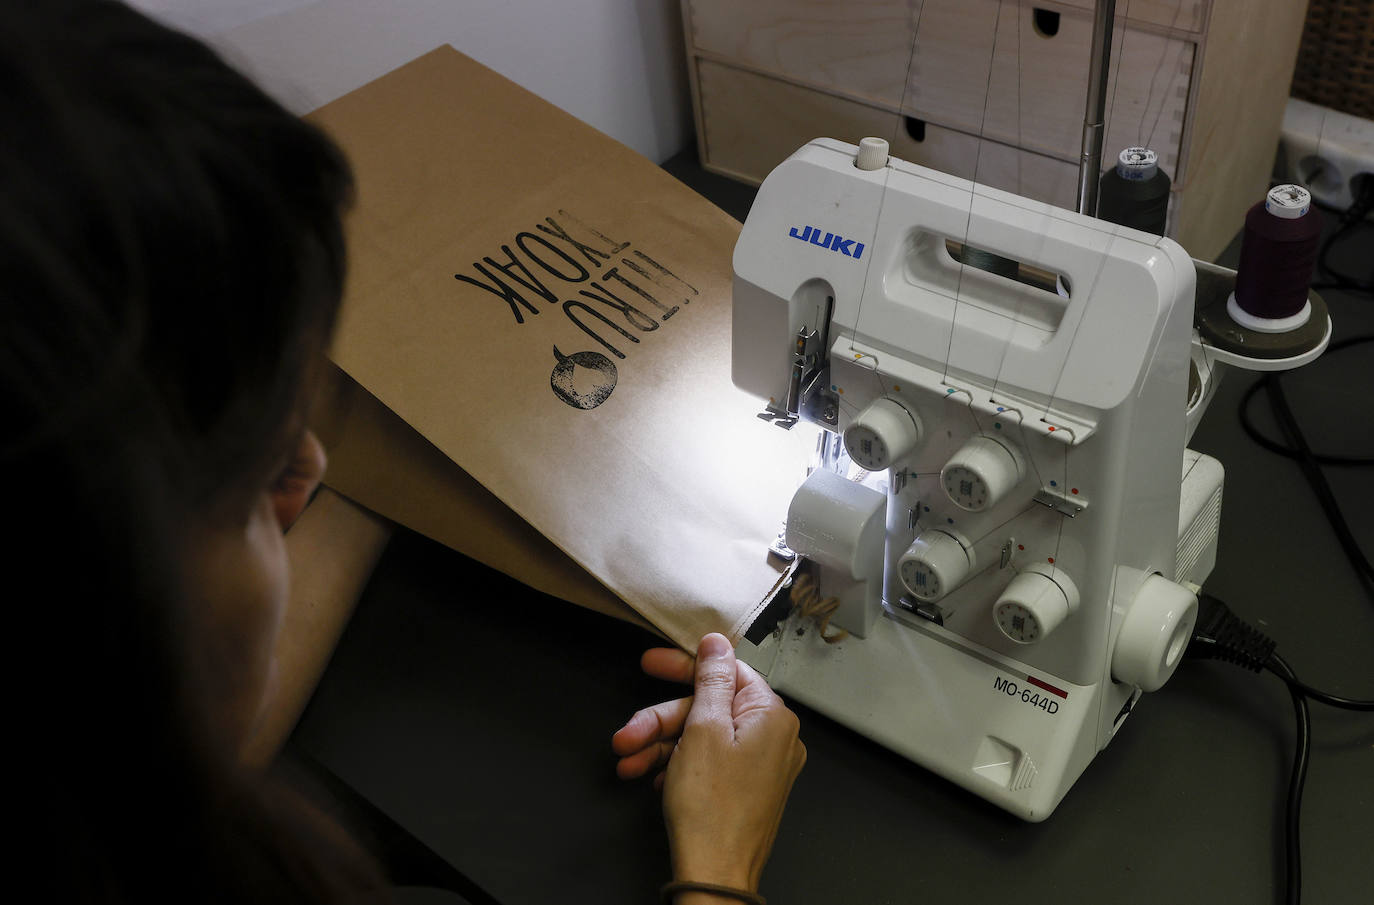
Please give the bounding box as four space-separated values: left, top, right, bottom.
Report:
888 232 1074 337
944 240 1071 299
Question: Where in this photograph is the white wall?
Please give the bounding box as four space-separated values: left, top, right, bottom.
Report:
128 0 694 164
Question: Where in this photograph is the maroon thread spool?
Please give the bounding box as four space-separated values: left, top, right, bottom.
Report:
1227 185 1322 333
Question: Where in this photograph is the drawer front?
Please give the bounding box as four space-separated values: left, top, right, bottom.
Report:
906 0 1192 175
907 124 1081 211
696 60 1080 211
1055 0 1208 34
697 58 898 183
685 0 913 108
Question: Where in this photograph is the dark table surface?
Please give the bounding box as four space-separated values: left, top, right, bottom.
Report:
293 151 1374 905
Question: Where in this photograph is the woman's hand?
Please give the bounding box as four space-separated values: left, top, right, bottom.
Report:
613 633 806 892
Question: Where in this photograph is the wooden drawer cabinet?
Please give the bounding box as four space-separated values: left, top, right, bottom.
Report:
697 59 1081 211
683 0 1309 261
687 0 913 108
905 0 1193 176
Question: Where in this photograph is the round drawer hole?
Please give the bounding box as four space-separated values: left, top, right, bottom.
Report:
1032 8 1061 38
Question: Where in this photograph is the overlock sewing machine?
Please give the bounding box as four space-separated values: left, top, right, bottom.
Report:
732 135 1291 820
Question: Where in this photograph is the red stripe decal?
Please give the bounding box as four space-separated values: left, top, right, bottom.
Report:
1026 675 1068 699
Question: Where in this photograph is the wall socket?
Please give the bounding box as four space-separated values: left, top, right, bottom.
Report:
1277 98 1374 214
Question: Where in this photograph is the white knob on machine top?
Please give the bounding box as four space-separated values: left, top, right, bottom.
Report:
899 530 972 602
843 398 923 471
994 564 1079 644
855 137 890 170
941 435 1023 511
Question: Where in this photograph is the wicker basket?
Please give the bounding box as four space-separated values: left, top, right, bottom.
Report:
1290 0 1374 120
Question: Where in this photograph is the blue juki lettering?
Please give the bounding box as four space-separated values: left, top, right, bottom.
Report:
788 225 865 260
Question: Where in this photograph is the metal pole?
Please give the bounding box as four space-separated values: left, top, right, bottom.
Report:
1076 0 1117 216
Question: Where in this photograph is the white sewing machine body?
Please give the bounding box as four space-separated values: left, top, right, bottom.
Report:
733 138 1216 821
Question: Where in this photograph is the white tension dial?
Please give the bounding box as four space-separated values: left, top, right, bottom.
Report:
994 565 1079 644
843 398 923 471
898 530 972 602
941 435 1023 511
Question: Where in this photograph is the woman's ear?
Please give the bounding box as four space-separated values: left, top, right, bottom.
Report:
271 429 327 531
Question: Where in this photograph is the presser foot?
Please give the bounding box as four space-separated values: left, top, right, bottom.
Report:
757 403 799 429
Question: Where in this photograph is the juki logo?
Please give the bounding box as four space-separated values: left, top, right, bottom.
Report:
788 225 865 259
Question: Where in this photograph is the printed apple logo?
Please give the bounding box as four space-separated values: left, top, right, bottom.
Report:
550 346 617 410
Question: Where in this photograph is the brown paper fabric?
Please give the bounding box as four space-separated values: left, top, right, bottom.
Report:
307 47 813 650
313 363 658 635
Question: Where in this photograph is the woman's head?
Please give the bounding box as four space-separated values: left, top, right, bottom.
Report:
3 1 359 897
2 0 350 498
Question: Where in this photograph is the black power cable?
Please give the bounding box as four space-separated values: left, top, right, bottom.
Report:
1238 336 1374 467
1266 653 1310 905
1236 337 1374 601
1264 370 1374 599
1265 666 1374 711
1186 595 1374 905
1197 307 1374 902
1313 174 1373 296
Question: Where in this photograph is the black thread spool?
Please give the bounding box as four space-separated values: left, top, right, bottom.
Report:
1097 147 1171 235
1227 184 1322 333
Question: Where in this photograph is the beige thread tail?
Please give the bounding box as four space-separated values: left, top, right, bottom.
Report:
788 572 848 644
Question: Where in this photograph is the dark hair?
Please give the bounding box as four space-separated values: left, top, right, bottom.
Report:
1 1 380 900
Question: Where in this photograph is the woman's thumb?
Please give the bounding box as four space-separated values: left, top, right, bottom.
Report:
687 633 737 728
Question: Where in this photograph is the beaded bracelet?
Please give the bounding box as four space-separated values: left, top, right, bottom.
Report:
660 880 767 905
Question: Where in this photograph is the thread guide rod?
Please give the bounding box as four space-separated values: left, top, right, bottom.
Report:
1077 0 1118 216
